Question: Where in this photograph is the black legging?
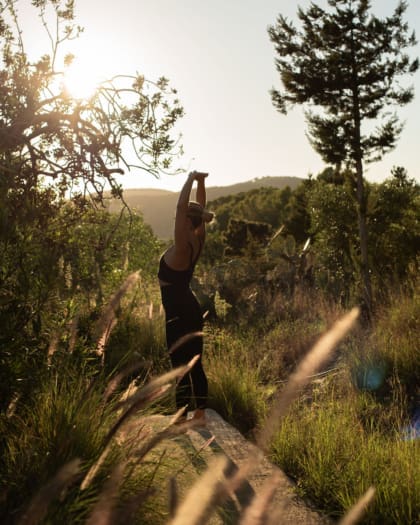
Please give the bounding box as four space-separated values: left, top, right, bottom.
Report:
160 284 208 411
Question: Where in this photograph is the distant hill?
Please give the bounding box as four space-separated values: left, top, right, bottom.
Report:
107 176 303 239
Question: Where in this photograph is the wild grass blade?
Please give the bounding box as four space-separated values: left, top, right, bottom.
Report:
81 384 171 491
6 392 20 418
47 332 60 365
173 435 216 477
96 318 117 361
80 440 114 491
94 271 140 358
256 307 359 450
85 461 127 525
67 314 79 354
113 356 200 412
17 459 81 525
238 471 282 525
169 332 204 354
80 385 171 490
169 406 189 425
103 360 147 403
132 420 189 462
168 455 230 525
338 487 376 525
82 357 201 490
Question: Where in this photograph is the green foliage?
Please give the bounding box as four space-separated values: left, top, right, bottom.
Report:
0 4 418 523
205 327 268 436
270 394 419 524
268 0 418 166
0 203 160 410
350 287 420 403
0 360 113 521
283 178 313 243
268 0 419 311
369 167 420 284
223 218 272 257
199 166 418 320
308 177 359 300
209 286 418 524
208 186 293 235
0 0 182 411
60 207 161 303
104 292 168 377
199 184 314 321
0 1 183 199
258 316 325 381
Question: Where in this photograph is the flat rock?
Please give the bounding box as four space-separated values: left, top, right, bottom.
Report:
185 409 332 524
123 409 333 524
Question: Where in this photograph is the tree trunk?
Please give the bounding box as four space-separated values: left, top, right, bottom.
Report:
350 28 373 319
354 159 373 319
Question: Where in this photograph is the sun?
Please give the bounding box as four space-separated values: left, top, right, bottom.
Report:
62 56 103 100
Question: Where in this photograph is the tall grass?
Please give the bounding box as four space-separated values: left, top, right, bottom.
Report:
367 291 419 397
0 354 200 524
105 305 168 374
1 270 417 524
205 327 268 436
205 286 419 524
167 308 365 525
0 361 114 523
0 275 174 524
270 391 419 524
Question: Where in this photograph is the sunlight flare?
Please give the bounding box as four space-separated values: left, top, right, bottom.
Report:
62 56 103 100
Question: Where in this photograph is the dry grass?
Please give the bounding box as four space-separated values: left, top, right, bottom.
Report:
4 304 371 525
166 308 363 525
256 307 359 451
3 265 386 525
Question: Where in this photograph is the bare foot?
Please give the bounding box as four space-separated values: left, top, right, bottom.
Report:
191 409 206 425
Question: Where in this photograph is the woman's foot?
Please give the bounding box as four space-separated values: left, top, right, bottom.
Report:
191 408 206 425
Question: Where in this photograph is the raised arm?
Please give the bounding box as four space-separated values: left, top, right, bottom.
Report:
176 172 195 215
173 172 196 250
195 172 207 207
173 171 209 253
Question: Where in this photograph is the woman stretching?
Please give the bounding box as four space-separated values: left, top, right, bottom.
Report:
158 171 214 423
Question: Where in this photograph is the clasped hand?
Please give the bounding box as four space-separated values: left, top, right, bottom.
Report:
189 170 208 181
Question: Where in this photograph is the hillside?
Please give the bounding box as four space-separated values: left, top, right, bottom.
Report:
107 176 304 239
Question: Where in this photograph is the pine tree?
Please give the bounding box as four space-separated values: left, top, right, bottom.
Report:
268 0 418 315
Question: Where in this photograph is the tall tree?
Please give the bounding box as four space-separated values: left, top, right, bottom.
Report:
268 0 418 314
0 0 183 202
0 0 184 406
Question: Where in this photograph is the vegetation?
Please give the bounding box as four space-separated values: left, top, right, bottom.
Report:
268 0 419 314
203 287 419 525
0 0 180 411
0 0 418 524
105 176 303 240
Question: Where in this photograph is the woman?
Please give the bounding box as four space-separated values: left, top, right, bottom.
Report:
158 171 214 423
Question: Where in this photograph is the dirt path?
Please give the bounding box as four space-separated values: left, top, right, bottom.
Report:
128 409 333 524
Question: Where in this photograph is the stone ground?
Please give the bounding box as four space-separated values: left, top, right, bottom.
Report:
124 408 333 524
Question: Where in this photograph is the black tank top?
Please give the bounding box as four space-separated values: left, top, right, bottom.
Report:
158 242 202 287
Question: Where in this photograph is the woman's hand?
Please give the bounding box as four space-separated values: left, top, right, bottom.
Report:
189 170 208 182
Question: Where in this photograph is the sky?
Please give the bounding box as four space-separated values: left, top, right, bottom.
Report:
16 0 420 192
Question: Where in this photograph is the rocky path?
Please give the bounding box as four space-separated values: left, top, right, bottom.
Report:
185 409 331 524
132 409 332 524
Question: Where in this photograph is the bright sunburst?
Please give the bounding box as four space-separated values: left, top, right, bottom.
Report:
62 57 102 100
